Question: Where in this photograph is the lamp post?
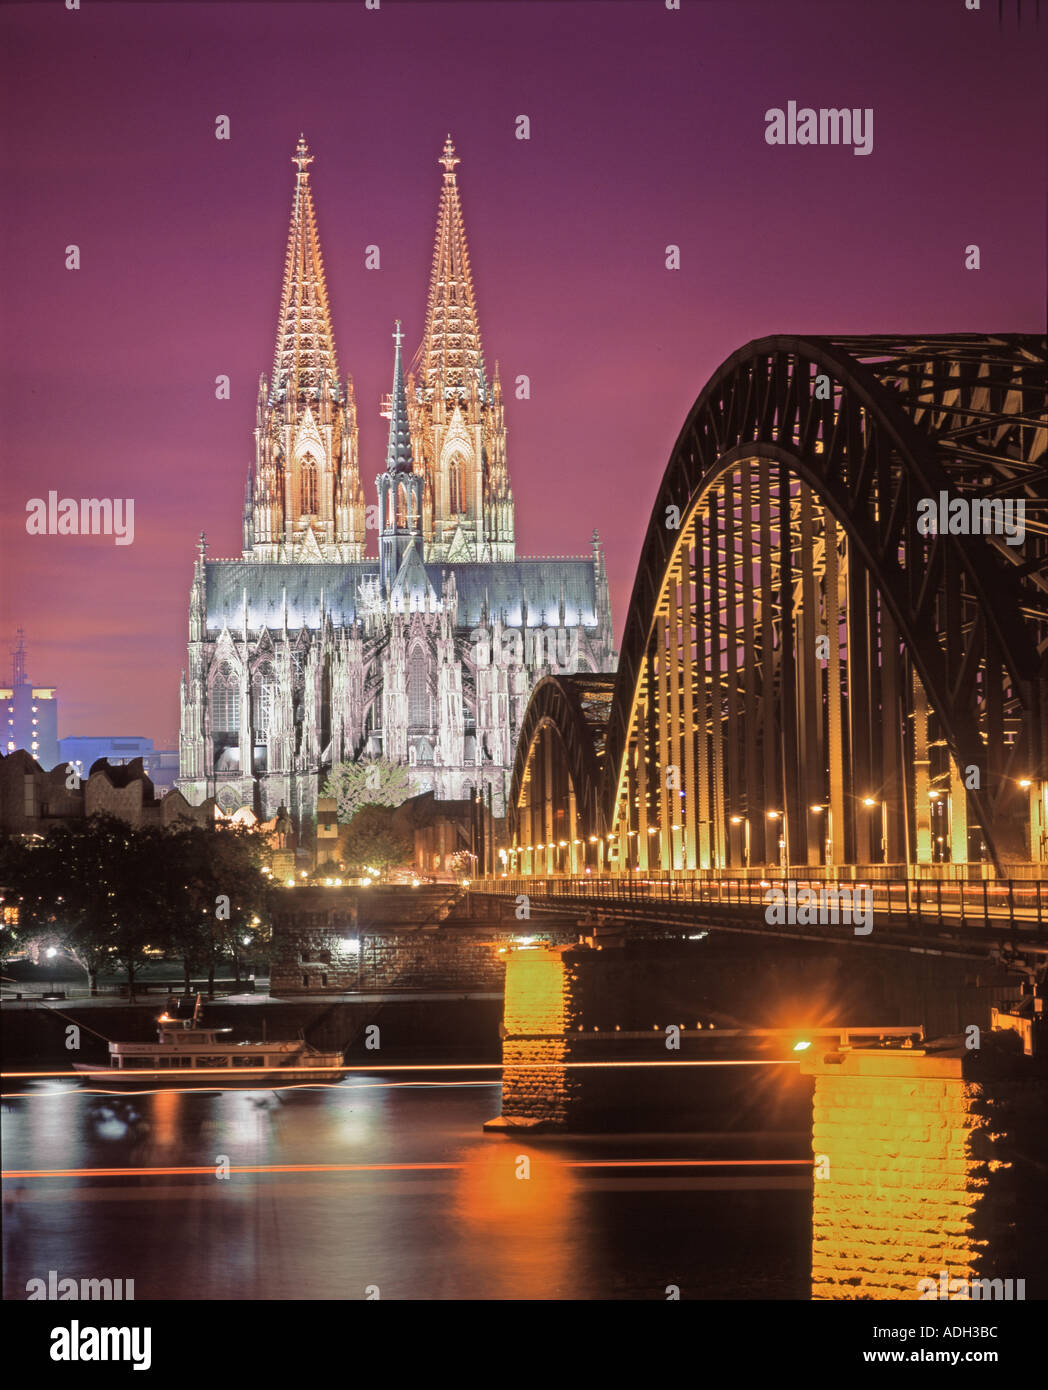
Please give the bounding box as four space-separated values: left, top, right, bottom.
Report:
863 796 887 864
730 815 751 870
810 804 834 868
766 811 785 876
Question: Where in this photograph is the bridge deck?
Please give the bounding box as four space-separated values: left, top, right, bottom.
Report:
473 875 1048 957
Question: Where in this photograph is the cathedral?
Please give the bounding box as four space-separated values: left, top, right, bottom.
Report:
177 136 616 831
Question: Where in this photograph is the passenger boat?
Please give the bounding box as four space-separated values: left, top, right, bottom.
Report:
72 996 344 1085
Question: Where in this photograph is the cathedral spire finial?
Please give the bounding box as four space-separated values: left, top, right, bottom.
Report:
439 135 460 178
292 134 313 175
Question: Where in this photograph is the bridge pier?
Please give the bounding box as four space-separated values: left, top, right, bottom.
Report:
484 945 582 1130
801 1043 1046 1300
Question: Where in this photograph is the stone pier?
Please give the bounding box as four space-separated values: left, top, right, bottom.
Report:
801 1043 1046 1300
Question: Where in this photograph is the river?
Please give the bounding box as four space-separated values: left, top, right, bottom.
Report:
2 1071 811 1300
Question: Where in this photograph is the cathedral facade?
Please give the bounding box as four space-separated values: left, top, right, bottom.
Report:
177 137 616 831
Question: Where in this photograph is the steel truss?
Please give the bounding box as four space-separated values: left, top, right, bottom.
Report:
512 335 1048 875
509 674 615 876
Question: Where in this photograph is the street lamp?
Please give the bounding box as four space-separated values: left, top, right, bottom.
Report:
810 804 834 867
766 811 785 875
46 945 57 995
730 815 751 869
863 796 888 863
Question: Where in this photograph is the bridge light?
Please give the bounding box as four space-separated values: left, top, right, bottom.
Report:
928 790 940 800
1019 778 1032 789
766 810 780 819
862 797 876 808
647 827 657 834
793 1039 812 1052
628 830 637 837
730 815 742 824
558 840 567 847
588 835 598 843
810 805 824 814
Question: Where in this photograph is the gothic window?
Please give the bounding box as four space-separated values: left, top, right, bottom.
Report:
212 669 240 734
448 457 465 515
408 659 429 729
396 483 408 529
300 456 318 515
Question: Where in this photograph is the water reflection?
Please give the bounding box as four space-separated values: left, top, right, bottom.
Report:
2 1074 810 1300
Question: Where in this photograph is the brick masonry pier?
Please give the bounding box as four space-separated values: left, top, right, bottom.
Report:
801 1043 1047 1300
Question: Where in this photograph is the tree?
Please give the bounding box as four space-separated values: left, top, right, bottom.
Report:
323 759 414 823
339 804 411 875
0 817 137 993
0 816 273 1000
165 822 271 997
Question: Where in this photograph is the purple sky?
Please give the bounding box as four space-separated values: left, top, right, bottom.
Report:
1 0 1044 748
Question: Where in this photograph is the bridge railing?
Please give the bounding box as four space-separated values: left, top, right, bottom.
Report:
475 873 1048 934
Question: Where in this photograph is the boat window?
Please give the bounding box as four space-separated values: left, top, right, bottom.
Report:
195 1056 230 1068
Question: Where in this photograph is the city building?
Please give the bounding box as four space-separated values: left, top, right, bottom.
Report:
177 137 616 839
0 749 210 837
1 631 58 769
58 736 179 795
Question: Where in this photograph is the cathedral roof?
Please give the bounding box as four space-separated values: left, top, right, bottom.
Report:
390 540 435 609
203 557 601 632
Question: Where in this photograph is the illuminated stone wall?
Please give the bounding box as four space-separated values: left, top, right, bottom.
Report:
269 890 576 994
497 946 583 1127
802 1047 1036 1300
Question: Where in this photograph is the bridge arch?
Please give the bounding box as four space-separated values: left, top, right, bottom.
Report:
508 674 615 877
509 335 1047 876
605 335 1047 874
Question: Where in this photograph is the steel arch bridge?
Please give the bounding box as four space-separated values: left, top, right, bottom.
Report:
508 334 1048 879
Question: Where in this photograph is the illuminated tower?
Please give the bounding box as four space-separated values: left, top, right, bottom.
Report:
409 137 515 563
244 136 366 562
377 322 425 597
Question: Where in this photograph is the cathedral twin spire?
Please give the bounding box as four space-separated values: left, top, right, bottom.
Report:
272 136 339 400
414 135 487 397
245 133 515 566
